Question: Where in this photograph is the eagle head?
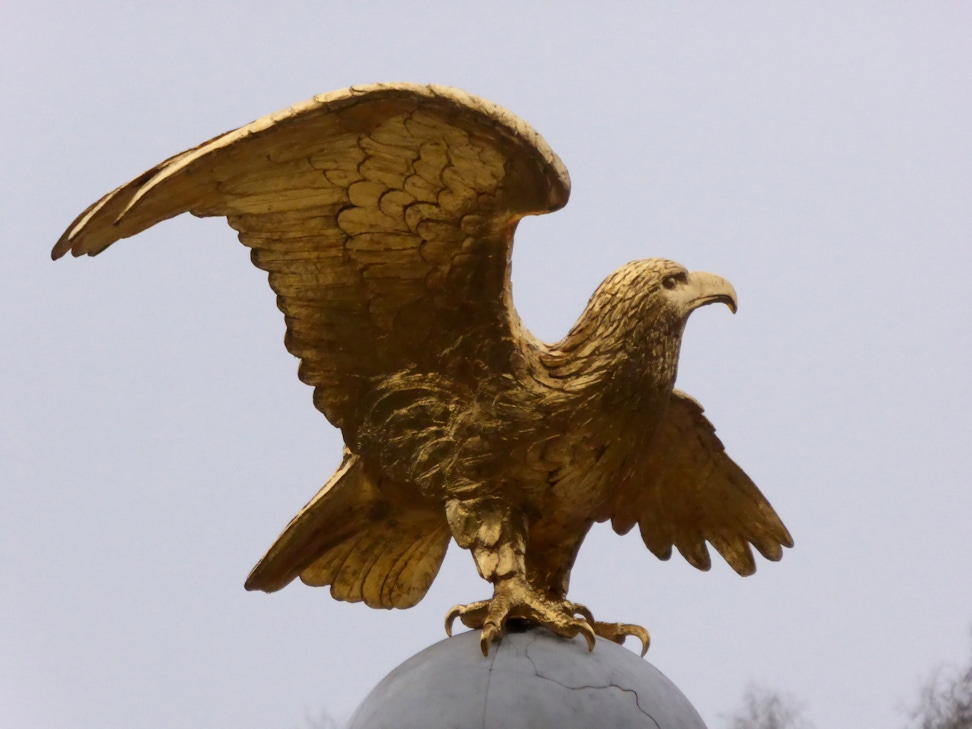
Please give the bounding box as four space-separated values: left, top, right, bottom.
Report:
599 258 738 331
545 258 737 410
553 258 738 388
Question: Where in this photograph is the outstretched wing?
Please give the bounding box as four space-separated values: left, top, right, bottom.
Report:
53 83 570 433
610 390 793 576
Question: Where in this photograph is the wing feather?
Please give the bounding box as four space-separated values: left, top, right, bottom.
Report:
611 389 793 576
53 83 570 434
245 452 450 609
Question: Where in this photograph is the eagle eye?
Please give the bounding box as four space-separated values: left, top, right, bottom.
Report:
662 274 679 290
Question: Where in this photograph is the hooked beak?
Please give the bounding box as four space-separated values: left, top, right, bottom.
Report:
686 271 738 314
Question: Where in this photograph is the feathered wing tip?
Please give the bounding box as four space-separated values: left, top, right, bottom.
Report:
245 453 451 609
612 389 793 577
52 171 152 259
51 136 217 260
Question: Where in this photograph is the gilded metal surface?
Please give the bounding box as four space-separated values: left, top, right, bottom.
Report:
54 83 793 656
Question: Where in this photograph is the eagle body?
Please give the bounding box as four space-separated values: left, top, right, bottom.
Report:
349 260 685 592
54 83 792 653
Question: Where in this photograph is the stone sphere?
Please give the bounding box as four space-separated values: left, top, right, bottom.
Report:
348 625 707 729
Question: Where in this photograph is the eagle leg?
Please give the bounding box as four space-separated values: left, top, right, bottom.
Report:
443 497 596 655
525 533 651 655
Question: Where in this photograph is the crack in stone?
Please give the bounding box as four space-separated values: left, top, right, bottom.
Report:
522 638 663 729
481 631 500 729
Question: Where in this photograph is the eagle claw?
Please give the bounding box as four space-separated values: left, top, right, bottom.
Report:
591 621 651 656
445 600 490 637
443 580 599 655
445 597 649 657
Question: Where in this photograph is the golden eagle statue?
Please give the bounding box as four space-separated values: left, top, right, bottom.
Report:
54 83 792 656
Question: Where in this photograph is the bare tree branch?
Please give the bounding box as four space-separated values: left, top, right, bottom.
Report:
906 636 972 729
723 684 814 729
299 708 340 729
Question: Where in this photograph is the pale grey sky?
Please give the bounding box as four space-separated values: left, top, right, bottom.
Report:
3 2 971 728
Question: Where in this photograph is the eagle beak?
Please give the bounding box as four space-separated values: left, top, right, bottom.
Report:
686 271 738 314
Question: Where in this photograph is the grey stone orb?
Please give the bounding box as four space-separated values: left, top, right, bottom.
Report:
349 625 708 729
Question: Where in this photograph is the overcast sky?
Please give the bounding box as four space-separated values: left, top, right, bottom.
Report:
3 2 971 728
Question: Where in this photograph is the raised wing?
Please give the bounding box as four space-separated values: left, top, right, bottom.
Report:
610 390 793 575
53 83 570 432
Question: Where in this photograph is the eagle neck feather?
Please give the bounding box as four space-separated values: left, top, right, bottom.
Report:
543 288 686 416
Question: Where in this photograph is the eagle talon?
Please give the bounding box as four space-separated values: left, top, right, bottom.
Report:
445 599 492 637
566 601 595 624
592 621 651 656
480 622 503 656
577 620 597 651
539 612 597 651
444 605 460 637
